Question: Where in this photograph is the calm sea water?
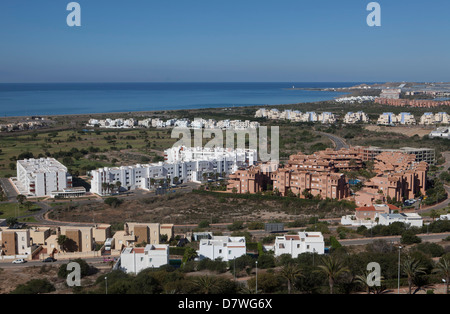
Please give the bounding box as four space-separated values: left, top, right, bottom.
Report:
0 82 361 117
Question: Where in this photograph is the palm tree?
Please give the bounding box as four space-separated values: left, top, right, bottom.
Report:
433 257 450 294
16 194 26 205
101 182 109 195
402 255 427 294
316 255 349 294
191 276 219 294
115 181 122 193
279 263 303 294
354 270 385 294
57 235 69 252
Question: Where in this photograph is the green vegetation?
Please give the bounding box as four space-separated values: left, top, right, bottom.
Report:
0 128 177 177
10 279 56 294
0 202 40 220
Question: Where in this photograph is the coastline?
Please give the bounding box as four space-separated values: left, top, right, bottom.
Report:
0 82 365 119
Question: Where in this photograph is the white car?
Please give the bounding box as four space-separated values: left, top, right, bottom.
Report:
12 258 26 264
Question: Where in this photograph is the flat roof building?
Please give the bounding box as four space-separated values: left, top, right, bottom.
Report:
15 158 72 197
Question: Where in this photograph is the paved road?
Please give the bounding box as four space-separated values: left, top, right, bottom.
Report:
0 178 18 201
0 256 108 269
316 131 349 150
339 232 450 246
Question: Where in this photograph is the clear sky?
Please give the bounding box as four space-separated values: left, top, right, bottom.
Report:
1 0 449 83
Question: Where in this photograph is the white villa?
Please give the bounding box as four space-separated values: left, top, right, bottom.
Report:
273 232 325 258
119 244 169 274
197 236 246 262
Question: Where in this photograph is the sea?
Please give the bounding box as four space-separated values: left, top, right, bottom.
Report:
0 82 363 117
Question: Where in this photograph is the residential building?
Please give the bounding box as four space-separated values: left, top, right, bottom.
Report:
50 186 86 199
119 244 169 274
429 127 450 139
227 148 356 200
379 89 401 99
29 227 51 246
197 236 246 262
377 112 416 125
360 146 435 165
124 222 160 246
341 204 398 228
375 98 450 108
0 228 32 256
274 232 325 258
377 213 423 228
355 151 428 205
59 226 94 253
15 158 72 197
343 111 370 124
90 146 257 195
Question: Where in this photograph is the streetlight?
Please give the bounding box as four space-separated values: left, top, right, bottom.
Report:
255 261 258 294
398 246 402 294
105 276 108 295
313 248 315 267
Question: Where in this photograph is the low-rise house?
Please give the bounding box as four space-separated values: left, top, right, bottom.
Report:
341 204 398 228
274 232 325 258
0 228 33 257
429 127 450 139
378 213 423 228
119 244 169 274
197 236 246 262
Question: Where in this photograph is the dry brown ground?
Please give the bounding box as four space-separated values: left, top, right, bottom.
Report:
0 263 112 294
364 125 433 137
49 192 345 227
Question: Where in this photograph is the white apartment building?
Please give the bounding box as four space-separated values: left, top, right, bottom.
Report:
90 146 257 195
420 112 450 125
319 112 337 124
274 232 325 258
343 111 370 124
378 213 423 228
119 244 169 274
15 158 72 197
197 236 246 262
335 96 375 104
377 112 416 126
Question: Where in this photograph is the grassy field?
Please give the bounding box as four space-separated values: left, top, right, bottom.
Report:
0 202 40 219
0 128 179 177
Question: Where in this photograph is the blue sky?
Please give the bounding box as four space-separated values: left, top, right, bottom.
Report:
1 0 449 83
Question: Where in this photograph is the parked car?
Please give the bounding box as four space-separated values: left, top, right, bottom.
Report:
43 257 57 263
12 259 26 264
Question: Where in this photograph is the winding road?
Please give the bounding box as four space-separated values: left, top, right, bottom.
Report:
316 131 349 150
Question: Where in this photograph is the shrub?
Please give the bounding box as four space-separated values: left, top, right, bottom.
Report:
11 279 56 294
104 197 124 208
401 230 422 245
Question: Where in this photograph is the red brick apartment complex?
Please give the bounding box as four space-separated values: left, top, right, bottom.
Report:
227 147 363 200
227 147 428 203
355 152 428 206
375 97 450 108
